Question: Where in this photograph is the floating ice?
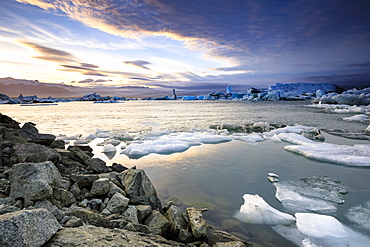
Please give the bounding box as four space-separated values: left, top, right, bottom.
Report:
345 206 370 233
102 144 116 153
278 132 370 166
234 194 296 225
273 213 370 247
95 129 113 138
342 114 369 122
121 139 190 159
305 103 370 113
232 133 264 143
268 173 279 178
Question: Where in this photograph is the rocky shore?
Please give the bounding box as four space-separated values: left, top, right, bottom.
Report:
0 113 251 247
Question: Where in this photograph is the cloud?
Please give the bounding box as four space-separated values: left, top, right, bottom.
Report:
20 41 77 63
346 62 370 68
123 60 152 70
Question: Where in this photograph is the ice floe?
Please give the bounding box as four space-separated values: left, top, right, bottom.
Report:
278 132 370 166
345 205 370 233
234 194 296 225
342 114 369 122
102 144 116 153
305 102 370 113
273 213 370 247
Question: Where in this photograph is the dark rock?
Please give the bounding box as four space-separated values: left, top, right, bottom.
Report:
111 163 128 173
0 208 62 247
121 205 139 223
50 140 65 149
20 122 56 145
69 183 82 200
105 192 129 214
44 225 186 247
120 168 157 198
86 158 109 173
89 178 110 197
186 207 209 239
66 146 92 163
64 215 83 227
90 198 103 211
165 205 192 242
67 208 107 226
136 204 152 222
9 161 61 202
207 229 251 246
70 174 99 187
107 181 126 198
144 210 170 235
0 113 20 129
32 199 66 221
12 143 61 163
53 188 76 207
0 204 20 215
129 195 162 211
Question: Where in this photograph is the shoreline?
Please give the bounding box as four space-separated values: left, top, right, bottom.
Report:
0 113 252 246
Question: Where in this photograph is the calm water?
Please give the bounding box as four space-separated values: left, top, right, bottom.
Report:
1 101 370 246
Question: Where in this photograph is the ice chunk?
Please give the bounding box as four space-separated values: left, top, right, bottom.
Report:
232 133 264 143
342 114 369 122
274 182 337 214
278 133 370 166
345 206 370 233
296 213 348 238
273 213 370 247
121 139 190 159
268 173 279 178
234 194 296 225
102 144 116 153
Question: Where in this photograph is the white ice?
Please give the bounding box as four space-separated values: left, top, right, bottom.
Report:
274 182 337 214
273 213 370 247
342 114 369 122
345 205 370 233
232 133 264 143
102 143 116 153
234 194 296 225
277 132 370 166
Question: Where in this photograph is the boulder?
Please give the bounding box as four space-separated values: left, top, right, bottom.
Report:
44 225 186 247
186 207 209 239
70 174 99 187
165 205 192 242
105 192 129 214
89 178 110 197
0 113 20 129
50 140 65 149
53 188 76 207
121 205 139 223
144 210 170 235
0 204 20 215
136 204 152 222
207 229 251 246
9 161 61 202
20 122 55 146
0 208 62 247
12 143 61 164
111 163 128 173
120 168 157 198
86 158 109 173
32 199 65 221
129 195 162 211
107 181 126 198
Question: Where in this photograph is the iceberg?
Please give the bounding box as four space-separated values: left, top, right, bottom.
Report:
273 213 370 247
102 144 116 153
234 194 296 225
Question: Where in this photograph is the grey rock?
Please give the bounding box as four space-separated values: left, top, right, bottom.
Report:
2 147 11 155
50 139 65 149
90 198 103 211
32 199 65 221
64 215 83 227
67 146 92 162
165 205 192 242
207 229 251 246
105 192 129 214
122 205 139 223
53 188 76 207
129 195 162 211
186 207 209 239
44 225 186 247
86 158 109 173
9 161 61 201
70 174 99 187
136 204 152 222
0 208 62 247
89 178 110 197
12 143 61 163
144 210 170 235
20 122 56 146
111 163 128 173
69 183 81 200
0 204 20 215
120 168 157 198
107 181 126 198
60 178 71 190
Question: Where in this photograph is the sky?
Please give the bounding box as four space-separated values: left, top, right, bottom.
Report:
0 0 370 97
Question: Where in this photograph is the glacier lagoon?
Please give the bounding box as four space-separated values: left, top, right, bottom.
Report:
1 100 370 246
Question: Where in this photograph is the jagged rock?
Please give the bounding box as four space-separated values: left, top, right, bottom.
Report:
20 122 56 146
67 208 106 225
9 161 61 202
66 146 92 163
144 210 170 235
136 204 152 222
70 174 99 187
50 140 65 149
89 178 110 197
165 205 192 242
0 113 20 129
53 188 76 207
207 229 251 247
32 199 65 221
64 215 83 227
90 198 103 211
120 205 139 223
186 207 209 239
111 162 128 173
0 208 62 247
0 204 20 215
60 178 71 190
44 225 186 247
105 192 129 214
86 158 109 173
129 195 162 211
120 168 157 198
107 181 126 198
12 143 61 163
